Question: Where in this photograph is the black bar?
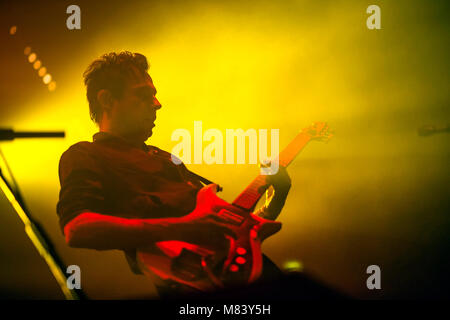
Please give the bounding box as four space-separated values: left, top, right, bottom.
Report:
0 129 65 141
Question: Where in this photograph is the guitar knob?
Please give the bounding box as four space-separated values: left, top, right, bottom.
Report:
229 264 239 272
236 247 247 255
235 257 246 265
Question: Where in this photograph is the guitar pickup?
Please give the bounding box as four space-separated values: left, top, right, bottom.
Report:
216 209 245 226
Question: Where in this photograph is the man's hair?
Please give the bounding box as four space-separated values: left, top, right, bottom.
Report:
83 51 149 123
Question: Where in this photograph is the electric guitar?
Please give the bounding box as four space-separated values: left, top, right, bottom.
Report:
136 122 332 291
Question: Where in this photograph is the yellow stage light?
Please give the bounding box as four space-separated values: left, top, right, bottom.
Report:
48 81 57 92
38 67 47 77
24 46 31 55
33 60 41 70
43 74 52 84
283 260 303 272
9 26 17 35
28 53 37 63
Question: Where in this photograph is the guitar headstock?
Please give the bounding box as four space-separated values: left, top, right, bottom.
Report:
301 122 333 142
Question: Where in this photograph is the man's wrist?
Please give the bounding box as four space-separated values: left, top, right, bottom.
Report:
272 187 290 201
141 216 188 242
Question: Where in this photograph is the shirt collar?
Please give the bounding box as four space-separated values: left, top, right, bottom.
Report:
93 132 149 152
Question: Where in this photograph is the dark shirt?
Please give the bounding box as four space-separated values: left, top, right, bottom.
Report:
57 132 284 297
57 132 204 274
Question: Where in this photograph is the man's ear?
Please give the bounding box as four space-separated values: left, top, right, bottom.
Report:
97 89 114 112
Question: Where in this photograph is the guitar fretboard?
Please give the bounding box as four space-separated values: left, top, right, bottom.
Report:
232 132 312 211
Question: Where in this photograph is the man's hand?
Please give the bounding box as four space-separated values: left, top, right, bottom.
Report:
168 184 238 247
265 164 291 196
261 164 292 220
174 212 235 248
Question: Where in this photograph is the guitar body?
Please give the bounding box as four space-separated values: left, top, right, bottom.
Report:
137 122 331 292
137 184 282 291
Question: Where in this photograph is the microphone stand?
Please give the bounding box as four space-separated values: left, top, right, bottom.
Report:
0 129 84 300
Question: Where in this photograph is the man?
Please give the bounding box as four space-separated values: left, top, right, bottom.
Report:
57 51 292 299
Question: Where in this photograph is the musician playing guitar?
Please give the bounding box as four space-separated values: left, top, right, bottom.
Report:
57 51 296 298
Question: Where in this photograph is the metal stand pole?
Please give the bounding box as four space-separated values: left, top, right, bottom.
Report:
0 168 81 299
0 131 85 299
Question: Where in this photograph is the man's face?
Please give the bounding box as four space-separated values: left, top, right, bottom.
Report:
109 68 161 142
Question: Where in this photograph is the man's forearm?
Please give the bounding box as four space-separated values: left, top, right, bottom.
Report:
64 212 186 250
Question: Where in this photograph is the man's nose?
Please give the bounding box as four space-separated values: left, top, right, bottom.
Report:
153 97 162 110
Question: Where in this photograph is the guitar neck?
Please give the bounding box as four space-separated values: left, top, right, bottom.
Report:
232 132 312 211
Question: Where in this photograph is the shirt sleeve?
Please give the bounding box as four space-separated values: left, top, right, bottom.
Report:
56 143 106 234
